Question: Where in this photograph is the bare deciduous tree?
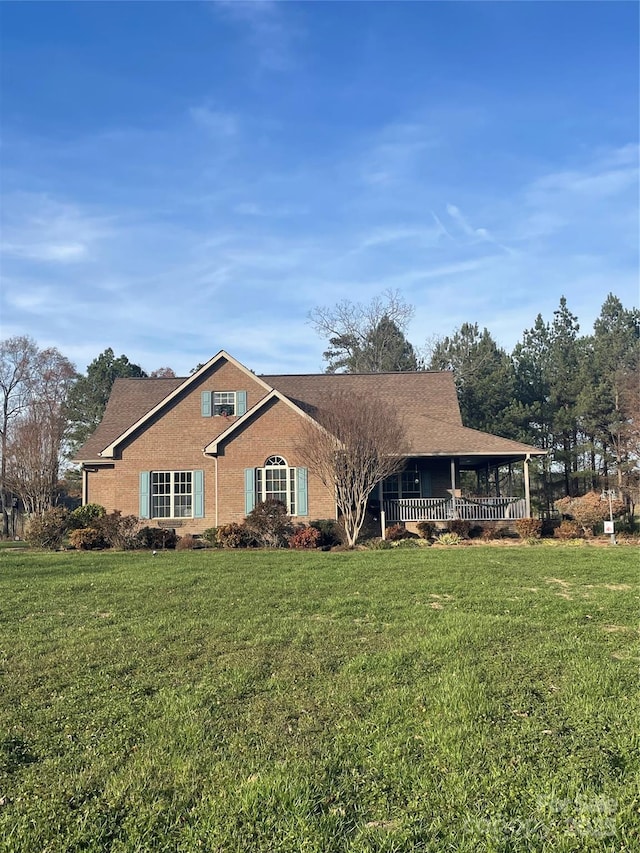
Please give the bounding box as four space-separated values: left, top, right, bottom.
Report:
1 341 75 526
309 289 418 373
0 336 39 535
299 391 408 546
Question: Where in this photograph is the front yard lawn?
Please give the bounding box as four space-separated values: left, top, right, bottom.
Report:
0 546 638 852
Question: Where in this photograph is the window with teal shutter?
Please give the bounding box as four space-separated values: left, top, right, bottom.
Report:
193 470 204 518
245 468 256 515
237 390 247 416
139 471 151 519
296 467 308 516
201 391 212 417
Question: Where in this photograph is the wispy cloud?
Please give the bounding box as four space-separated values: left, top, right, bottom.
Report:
212 0 300 71
189 105 239 138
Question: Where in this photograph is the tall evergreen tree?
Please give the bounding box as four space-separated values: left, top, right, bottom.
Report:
66 348 147 451
547 297 583 495
581 294 640 494
427 323 516 436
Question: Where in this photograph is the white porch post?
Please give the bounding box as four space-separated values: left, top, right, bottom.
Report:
379 480 386 538
450 459 457 518
82 466 88 506
524 454 531 517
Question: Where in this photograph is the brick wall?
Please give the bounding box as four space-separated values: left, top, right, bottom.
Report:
84 360 336 533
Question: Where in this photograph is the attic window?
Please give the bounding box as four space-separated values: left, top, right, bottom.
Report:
214 391 236 416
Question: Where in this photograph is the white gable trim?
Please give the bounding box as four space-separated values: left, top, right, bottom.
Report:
99 350 273 457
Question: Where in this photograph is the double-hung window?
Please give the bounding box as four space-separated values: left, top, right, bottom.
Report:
213 391 236 417
140 470 204 519
201 390 247 417
152 471 192 518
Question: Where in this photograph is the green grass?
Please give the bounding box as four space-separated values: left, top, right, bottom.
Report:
0 546 638 852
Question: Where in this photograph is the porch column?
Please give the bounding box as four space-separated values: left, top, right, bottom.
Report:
82 466 88 506
379 480 386 539
450 459 457 518
524 454 531 517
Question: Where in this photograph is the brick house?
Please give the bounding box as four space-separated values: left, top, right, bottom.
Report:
74 350 544 535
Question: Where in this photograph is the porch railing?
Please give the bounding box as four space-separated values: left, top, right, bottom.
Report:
383 496 527 524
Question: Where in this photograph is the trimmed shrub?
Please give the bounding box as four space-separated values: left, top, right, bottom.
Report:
515 517 542 540
136 526 178 550
245 500 293 548
554 491 625 536
68 527 107 550
202 527 219 546
448 519 471 539
416 521 435 540
25 508 69 549
288 525 321 550
480 526 508 541
385 524 413 542
554 520 583 540
95 512 140 550
309 519 343 548
217 522 253 549
68 503 106 530
394 538 423 549
176 534 197 551
367 538 393 550
436 532 461 546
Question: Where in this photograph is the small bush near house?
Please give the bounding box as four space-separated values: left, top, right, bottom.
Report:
515 517 542 540
555 491 625 536
202 528 219 546
288 525 321 550
309 519 343 548
176 534 197 551
68 503 106 530
416 521 435 540
448 519 471 539
96 512 140 550
394 538 423 549
436 532 462 546
245 500 293 548
469 525 484 539
385 524 414 542
68 527 107 550
25 507 69 549
367 537 393 550
136 526 178 550
216 522 253 549
554 520 584 540
480 526 508 541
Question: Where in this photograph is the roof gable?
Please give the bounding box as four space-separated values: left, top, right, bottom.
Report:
74 350 272 460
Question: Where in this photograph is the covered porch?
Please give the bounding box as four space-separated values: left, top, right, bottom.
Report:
378 452 536 529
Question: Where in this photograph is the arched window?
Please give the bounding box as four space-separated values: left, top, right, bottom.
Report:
256 455 295 513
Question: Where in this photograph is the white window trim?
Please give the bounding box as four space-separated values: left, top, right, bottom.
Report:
213 391 237 417
256 456 297 515
151 470 193 519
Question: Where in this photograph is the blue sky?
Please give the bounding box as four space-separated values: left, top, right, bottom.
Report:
1 1 638 376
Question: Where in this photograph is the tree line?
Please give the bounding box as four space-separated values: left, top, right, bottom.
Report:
1 290 637 534
310 290 639 511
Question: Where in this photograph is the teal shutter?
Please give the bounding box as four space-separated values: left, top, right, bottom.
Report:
201 391 212 417
296 467 308 516
236 390 247 416
193 470 204 518
244 468 256 515
420 471 432 498
139 471 151 519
